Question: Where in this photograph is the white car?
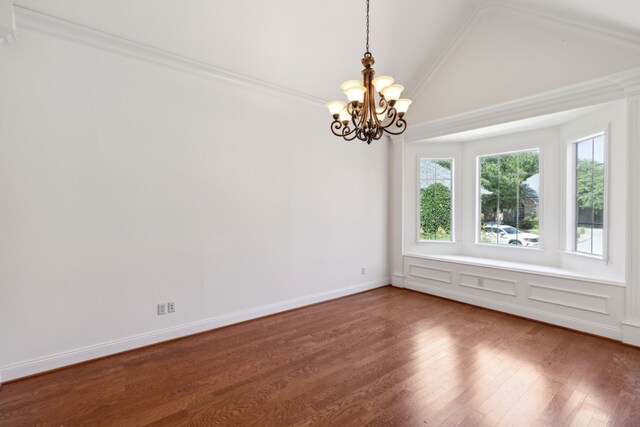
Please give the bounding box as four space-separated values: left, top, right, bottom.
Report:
482 224 539 247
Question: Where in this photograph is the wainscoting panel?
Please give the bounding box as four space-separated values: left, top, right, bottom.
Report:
528 283 609 314
460 273 517 296
408 264 452 284
403 254 625 340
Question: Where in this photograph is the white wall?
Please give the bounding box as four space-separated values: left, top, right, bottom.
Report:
0 26 390 379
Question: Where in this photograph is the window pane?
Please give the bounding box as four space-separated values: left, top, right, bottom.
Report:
480 156 498 182
499 153 518 177
420 159 437 180
593 136 605 165
577 139 593 161
574 135 606 255
576 225 593 253
419 159 453 241
421 179 435 189
478 149 540 247
435 159 452 180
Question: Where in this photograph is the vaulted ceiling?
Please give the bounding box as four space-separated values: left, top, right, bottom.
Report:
14 0 640 105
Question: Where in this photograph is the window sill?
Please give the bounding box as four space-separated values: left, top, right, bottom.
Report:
560 251 608 264
403 253 624 287
416 240 460 244
472 242 544 251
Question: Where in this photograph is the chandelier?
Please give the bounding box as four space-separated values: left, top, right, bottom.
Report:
326 0 411 144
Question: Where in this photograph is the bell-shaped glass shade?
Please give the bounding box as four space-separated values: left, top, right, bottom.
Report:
339 108 352 123
341 80 363 91
394 99 412 114
380 84 404 102
326 101 347 117
344 85 366 103
372 76 394 93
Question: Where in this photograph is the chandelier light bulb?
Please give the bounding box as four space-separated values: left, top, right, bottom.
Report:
372 76 394 93
380 84 404 103
341 80 364 91
394 99 412 116
326 101 347 118
344 85 366 103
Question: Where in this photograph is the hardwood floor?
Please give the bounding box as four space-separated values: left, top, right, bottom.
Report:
1 286 640 426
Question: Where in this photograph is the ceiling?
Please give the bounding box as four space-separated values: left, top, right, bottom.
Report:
507 0 640 35
13 0 640 103
13 0 476 101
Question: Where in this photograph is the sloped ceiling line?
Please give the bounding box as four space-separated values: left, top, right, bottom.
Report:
11 5 328 107
410 0 640 107
408 1 495 100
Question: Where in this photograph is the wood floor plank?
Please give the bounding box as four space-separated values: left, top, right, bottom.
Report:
1 286 640 426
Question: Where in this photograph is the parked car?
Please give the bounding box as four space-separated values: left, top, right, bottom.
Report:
481 224 539 247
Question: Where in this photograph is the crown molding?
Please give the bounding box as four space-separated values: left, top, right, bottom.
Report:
12 5 327 108
404 67 640 143
611 69 640 96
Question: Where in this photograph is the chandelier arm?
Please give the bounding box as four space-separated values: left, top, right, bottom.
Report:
376 96 391 125
356 127 368 142
378 107 399 130
377 96 390 113
381 118 407 136
353 103 366 129
331 120 357 138
343 130 360 141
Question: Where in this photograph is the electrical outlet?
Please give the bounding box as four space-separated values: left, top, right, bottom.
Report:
361 267 366 275
157 303 166 315
167 302 175 313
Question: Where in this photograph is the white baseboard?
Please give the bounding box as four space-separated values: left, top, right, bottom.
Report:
1 278 389 383
391 273 405 288
622 320 640 347
404 280 623 341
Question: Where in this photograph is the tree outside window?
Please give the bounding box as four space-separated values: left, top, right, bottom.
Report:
419 159 453 241
479 149 540 247
575 135 605 256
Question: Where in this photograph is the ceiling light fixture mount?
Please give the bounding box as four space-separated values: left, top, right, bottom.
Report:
327 0 411 144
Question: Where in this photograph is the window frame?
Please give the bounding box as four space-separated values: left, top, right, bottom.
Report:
416 157 456 243
564 127 610 261
475 147 543 249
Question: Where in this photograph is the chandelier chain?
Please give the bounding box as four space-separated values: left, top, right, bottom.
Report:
366 0 370 53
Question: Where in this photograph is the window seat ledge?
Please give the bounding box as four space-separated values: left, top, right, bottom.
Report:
403 253 625 287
